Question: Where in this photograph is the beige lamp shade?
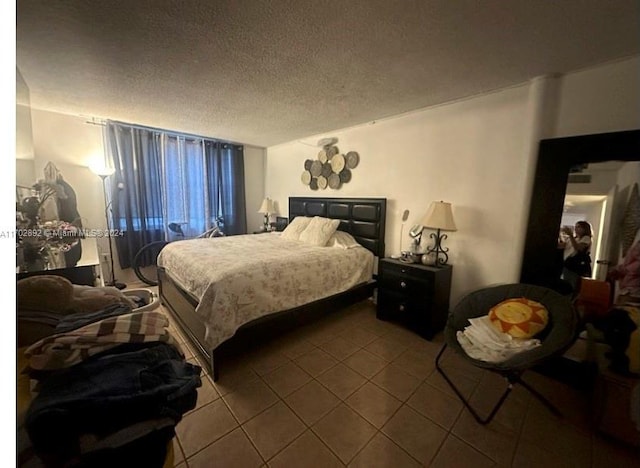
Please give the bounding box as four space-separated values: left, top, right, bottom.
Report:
421 201 457 231
258 198 274 214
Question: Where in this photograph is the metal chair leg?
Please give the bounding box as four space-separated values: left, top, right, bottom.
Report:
436 344 563 424
436 344 512 425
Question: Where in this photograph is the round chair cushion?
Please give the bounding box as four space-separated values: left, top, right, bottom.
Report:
488 297 549 338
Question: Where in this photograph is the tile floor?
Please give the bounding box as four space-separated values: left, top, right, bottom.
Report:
145 287 639 467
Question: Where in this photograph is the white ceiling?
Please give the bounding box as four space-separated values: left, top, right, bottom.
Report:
16 0 640 148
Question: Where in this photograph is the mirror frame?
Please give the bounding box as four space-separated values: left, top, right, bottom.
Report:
520 129 640 287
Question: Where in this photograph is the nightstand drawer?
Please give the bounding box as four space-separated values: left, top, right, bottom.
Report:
378 270 433 297
377 290 434 337
377 290 426 317
379 260 433 281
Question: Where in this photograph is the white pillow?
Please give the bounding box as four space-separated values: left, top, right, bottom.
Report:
280 216 312 240
299 216 341 247
326 230 361 249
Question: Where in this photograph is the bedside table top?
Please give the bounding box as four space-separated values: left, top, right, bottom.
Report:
382 257 452 272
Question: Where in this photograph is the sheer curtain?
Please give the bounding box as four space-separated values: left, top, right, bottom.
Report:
105 121 247 269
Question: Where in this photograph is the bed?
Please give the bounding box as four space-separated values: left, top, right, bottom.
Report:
157 197 387 380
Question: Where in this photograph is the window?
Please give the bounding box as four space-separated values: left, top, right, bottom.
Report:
105 121 246 268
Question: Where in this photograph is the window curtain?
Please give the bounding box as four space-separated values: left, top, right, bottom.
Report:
105 120 248 269
107 123 165 269
205 141 247 235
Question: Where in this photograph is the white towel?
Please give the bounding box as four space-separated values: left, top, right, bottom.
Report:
456 316 541 363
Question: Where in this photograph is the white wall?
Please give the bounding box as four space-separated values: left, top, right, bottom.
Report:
26 108 266 283
266 57 640 307
244 146 267 233
554 56 640 137
267 85 533 304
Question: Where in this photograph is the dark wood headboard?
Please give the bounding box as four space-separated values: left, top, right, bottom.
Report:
289 197 386 258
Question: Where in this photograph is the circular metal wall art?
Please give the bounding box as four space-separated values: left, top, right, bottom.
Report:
310 160 322 177
339 168 351 183
330 154 345 173
301 170 312 185
328 173 341 189
301 144 360 191
326 146 339 158
345 151 359 169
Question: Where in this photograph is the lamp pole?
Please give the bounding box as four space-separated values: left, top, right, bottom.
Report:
99 174 126 289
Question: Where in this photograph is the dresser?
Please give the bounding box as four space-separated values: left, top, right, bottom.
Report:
376 258 453 339
17 237 103 286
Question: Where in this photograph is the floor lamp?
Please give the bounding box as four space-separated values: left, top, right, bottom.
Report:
91 166 126 290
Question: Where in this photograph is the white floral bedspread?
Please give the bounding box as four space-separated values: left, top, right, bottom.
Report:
157 233 374 349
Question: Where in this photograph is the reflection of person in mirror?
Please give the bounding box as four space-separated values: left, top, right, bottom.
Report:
558 221 593 278
608 230 640 304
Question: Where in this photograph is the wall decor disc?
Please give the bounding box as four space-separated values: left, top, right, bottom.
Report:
339 168 352 183
304 159 313 170
326 146 339 158
328 173 341 189
317 137 338 147
345 151 359 169
330 153 345 173
310 160 323 177
302 147 359 190
301 170 312 185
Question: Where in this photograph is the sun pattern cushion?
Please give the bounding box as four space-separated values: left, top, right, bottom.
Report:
488 297 549 339
280 216 312 241
298 216 341 247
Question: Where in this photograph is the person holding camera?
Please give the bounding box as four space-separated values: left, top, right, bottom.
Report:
558 220 593 278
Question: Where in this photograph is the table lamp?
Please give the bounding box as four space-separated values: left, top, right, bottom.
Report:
258 198 274 232
421 201 457 267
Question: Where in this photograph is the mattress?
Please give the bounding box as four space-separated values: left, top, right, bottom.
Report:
157 233 374 349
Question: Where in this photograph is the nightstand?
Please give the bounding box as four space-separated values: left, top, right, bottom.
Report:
376 258 452 339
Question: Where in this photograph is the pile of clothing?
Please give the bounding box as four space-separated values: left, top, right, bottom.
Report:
456 315 542 363
17 276 201 467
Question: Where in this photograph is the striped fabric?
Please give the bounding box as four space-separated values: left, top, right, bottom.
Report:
25 311 177 371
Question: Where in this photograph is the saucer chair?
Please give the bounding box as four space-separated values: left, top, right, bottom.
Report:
436 283 579 425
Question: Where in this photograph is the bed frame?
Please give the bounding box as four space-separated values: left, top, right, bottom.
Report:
158 197 386 381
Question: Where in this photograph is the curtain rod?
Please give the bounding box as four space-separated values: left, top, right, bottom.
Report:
82 115 245 147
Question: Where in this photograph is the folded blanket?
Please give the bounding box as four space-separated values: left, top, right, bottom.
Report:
457 316 541 363
25 311 176 371
55 303 133 333
18 310 66 327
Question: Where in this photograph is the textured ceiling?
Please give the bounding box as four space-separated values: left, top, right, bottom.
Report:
16 0 640 147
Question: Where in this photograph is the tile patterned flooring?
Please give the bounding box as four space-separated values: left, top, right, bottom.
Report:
155 296 639 467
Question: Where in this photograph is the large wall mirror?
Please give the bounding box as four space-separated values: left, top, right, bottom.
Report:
520 129 640 290
16 67 35 186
